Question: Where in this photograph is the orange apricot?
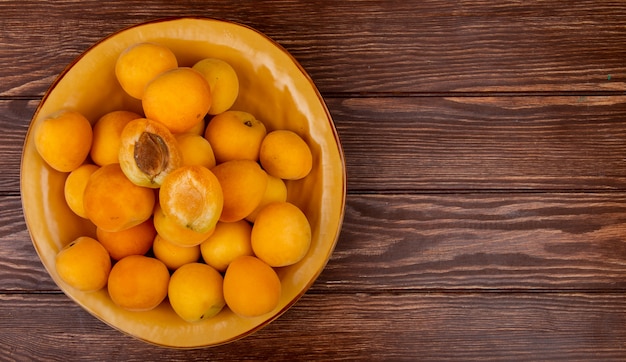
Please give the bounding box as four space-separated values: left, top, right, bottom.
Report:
259 130 313 180
115 42 178 99
210 159 268 222
153 204 215 247
96 218 156 260
55 236 111 292
192 58 239 115
142 67 212 133
83 163 155 232
204 110 266 163
152 234 201 270
175 133 216 169
223 255 281 318
64 163 99 218
200 220 253 273
34 110 93 173
90 110 142 166
107 255 170 311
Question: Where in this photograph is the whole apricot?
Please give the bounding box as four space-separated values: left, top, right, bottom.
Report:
142 67 212 133
223 255 281 318
55 236 111 292
175 133 216 169
200 220 253 272
115 42 178 99
259 130 313 180
251 201 311 267
204 111 266 163
152 234 201 270
192 58 239 115
90 110 142 166
96 218 156 260
159 165 224 234
168 263 225 322
245 174 287 223
83 163 155 232
64 163 99 218
211 159 268 222
34 110 93 173
107 255 170 311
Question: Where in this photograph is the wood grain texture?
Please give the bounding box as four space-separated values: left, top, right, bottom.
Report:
1 292 626 361
2 0 626 97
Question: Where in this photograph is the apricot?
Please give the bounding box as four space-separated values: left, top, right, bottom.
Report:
34 110 93 173
159 165 224 234
223 255 281 318
64 163 99 219
118 118 182 188
200 220 253 273
142 67 212 133
115 42 178 99
96 218 156 260
192 58 239 115
245 174 287 223
90 110 142 166
211 159 268 222
168 263 225 322
83 163 155 232
259 130 313 180
204 111 266 163
153 204 215 247
107 255 170 311
251 202 311 267
175 133 216 169
55 236 111 292
152 234 201 270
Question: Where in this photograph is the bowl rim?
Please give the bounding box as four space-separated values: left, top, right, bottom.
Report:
20 16 347 348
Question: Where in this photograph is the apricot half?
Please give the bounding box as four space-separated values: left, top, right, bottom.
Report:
159 165 224 234
83 163 155 232
118 118 182 188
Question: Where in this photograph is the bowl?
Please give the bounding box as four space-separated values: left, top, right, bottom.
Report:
20 17 346 348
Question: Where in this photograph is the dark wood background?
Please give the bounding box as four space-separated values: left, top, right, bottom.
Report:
3 0 626 360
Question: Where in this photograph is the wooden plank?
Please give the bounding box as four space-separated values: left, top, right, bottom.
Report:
2 1 626 96
1 292 625 360
5 96 626 193
6 192 626 293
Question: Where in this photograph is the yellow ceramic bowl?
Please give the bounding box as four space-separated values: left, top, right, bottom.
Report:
20 17 345 348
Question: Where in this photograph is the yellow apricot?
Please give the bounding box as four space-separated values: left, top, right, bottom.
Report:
159 165 224 234
142 67 212 133
96 218 156 260
175 133 216 169
223 255 281 318
152 234 201 270
64 163 99 218
204 110 266 163
251 202 311 267
90 110 142 166
211 159 268 222
245 174 287 223
168 262 225 322
192 58 239 115
107 255 170 311
83 163 155 232
200 220 253 272
259 130 313 180
34 110 93 173
55 236 111 292
115 42 178 99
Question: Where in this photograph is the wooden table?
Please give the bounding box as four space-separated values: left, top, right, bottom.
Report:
3 1 626 360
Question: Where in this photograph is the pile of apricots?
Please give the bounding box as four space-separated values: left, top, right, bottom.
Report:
35 42 314 322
